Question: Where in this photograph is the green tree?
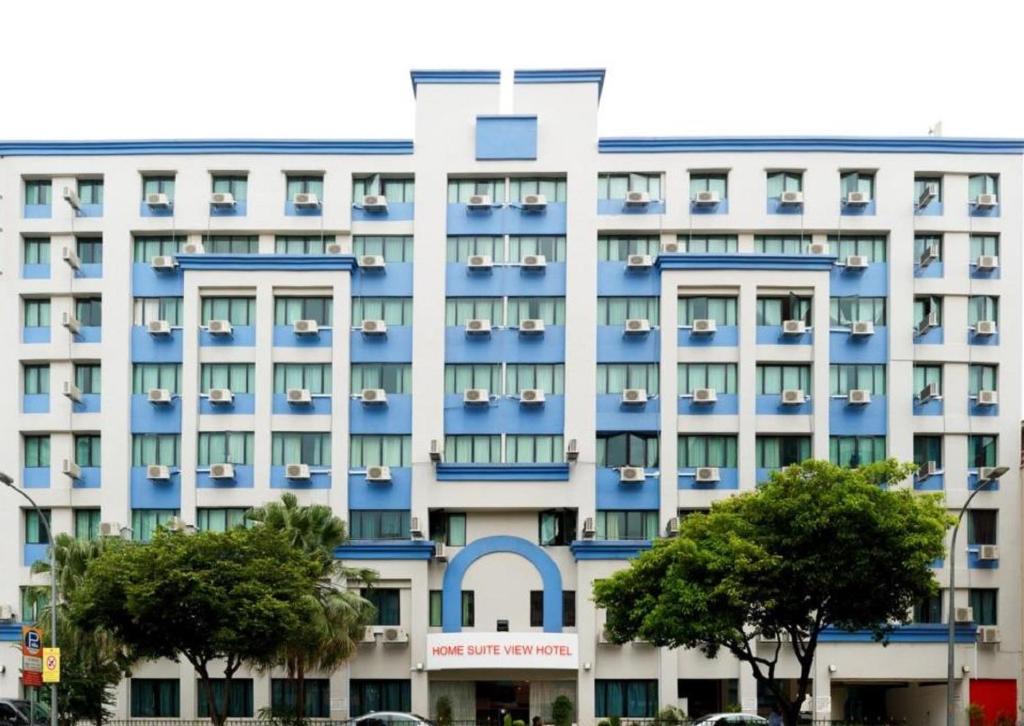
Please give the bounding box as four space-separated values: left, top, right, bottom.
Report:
594 460 951 726
71 526 322 726
247 494 376 721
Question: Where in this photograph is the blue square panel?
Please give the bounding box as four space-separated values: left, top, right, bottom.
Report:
476 116 537 160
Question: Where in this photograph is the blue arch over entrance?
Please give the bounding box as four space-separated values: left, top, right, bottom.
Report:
442 535 563 633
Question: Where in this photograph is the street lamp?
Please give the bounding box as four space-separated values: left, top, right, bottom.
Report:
0 471 58 726
946 465 1008 726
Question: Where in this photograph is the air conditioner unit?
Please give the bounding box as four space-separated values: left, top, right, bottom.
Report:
917 310 939 337
845 191 870 206
366 465 392 482
847 389 871 405
287 388 312 405
61 312 81 334
521 254 547 270
977 390 998 406
566 438 579 462
467 255 493 270
62 381 82 402
410 516 423 537
147 319 171 336
293 319 320 335
463 388 489 405
978 544 999 561
465 319 492 335
62 459 81 479
695 467 720 483
208 388 234 404
210 192 235 207
851 321 875 336
919 246 938 268
918 382 939 402
974 320 997 336
151 255 176 270
362 194 388 211
621 388 648 405
62 247 81 270
662 241 681 254
326 242 344 255
582 517 596 538
975 255 999 271
0 604 13 621
286 463 311 480
692 318 717 334
207 319 233 335
955 606 974 623
521 194 547 210
845 255 869 269
782 319 806 335
210 463 235 479
99 521 122 537
182 242 204 254
975 193 998 208
383 627 409 643
779 190 804 205
619 466 645 483
665 517 680 536
520 388 545 405
360 255 385 270
978 626 1000 644
519 318 545 335
148 388 172 405
781 389 806 405
361 627 379 643
917 184 937 209
361 388 388 405
147 465 170 481
62 186 81 211
146 192 171 208
293 192 320 208
466 194 492 209
429 439 442 463
624 318 651 335
624 190 650 206
694 190 720 205
979 467 1002 482
916 460 938 480
434 541 448 561
361 319 387 335
809 242 828 255
693 388 717 403
626 254 653 269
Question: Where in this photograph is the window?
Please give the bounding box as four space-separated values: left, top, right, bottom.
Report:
509 236 566 262
756 436 811 468
915 234 942 263
24 299 50 328
275 363 333 394
75 297 102 326
914 176 942 202
350 436 411 467
353 175 415 203
133 297 183 326
506 435 564 463
969 589 997 626
275 234 334 255
362 588 400 625
830 364 886 395
913 365 942 395
25 509 51 544
444 436 501 464
970 234 999 260
428 590 475 627
286 175 324 200
76 237 102 264
131 679 179 717
462 591 476 626
914 435 942 469
767 171 803 197
689 172 727 199
211 174 248 202
506 364 565 395
678 363 737 395
272 432 331 466
530 591 576 627
598 364 660 395
429 511 467 546
829 436 886 467
447 235 505 263
142 175 175 201
968 174 998 201
595 680 658 718
445 364 501 394
913 593 942 624
24 436 50 468
197 679 253 718
968 295 998 325
914 296 942 327
678 296 737 326
507 297 566 326
20 586 47 624
840 171 875 198
539 510 577 546
676 234 738 253
25 179 52 205
24 237 50 265
133 235 183 260
969 435 997 468
597 297 659 326
78 178 104 206
445 297 503 326
274 296 332 326
448 177 505 203
272 679 330 718
24 364 49 395
756 364 811 394
597 433 659 468
349 510 410 540
829 235 886 262
756 296 811 325
197 432 254 466
969 365 997 396
353 235 414 262
74 363 101 394
74 434 101 467
351 297 413 326
968 510 997 546
201 297 256 325
598 235 660 261
202 235 258 254
197 508 251 532
132 364 180 394
754 235 808 255
200 363 255 394
131 509 179 542
829 297 886 326
678 435 738 467
598 173 661 200
132 434 180 466
349 681 411 718
509 177 567 203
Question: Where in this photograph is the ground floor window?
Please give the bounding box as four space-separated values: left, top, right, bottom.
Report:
271 678 330 718
350 679 411 717
595 679 657 718
196 678 253 717
131 678 180 717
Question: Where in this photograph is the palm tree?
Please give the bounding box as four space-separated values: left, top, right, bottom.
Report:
247 494 377 721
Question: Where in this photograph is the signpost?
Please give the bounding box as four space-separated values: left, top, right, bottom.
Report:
42 648 60 684
22 626 43 687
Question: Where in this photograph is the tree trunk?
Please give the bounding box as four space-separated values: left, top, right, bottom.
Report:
200 673 225 726
782 703 802 726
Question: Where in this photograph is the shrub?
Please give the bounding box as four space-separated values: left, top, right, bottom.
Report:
551 695 574 726
435 696 453 726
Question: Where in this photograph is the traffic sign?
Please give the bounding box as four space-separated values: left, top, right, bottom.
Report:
22 626 44 687
42 648 60 683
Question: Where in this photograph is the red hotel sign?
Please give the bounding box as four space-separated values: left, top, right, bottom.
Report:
426 633 579 670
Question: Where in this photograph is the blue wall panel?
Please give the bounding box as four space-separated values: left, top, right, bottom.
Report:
677 326 739 348
969 204 999 218
131 395 183 433
24 204 52 218
210 201 247 217
270 466 331 489
829 396 888 435
23 394 49 414
678 468 740 490
829 264 888 296
272 394 333 415
130 467 182 507
199 326 256 347
828 329 888 363
351 202 415 222
73 394 101 414
690 200 730 215
446 203 567 236
348 469 412 508
914 398 944 416
23 467 49 489
968 331 1000 346
352 263 414 296
444 327 565 364
131 327 183 362
22 328 50 344
350 327 413 363
915 327 944 345
76 326 101 344
914 473 944 492
140 202 173 217
596 468 660 508
756 394 812 415
678 393 739 415
79 263 102 279
915 200 943 217
350 394 413 434
23 263 50 279
596 326 659 362
597 199 666 215
272 326 333 348
969 400 999 417
915 261 944 279
284 202 322 217
966 549 998 570
132 263 185 296
443 394 564 435
840 200 876 216
970 266 1000 281
24 543 48 567
476 116 537 160
199 393 255 415
196 465 255 489
756 326 813 346
596 262 661 296
445 263 566 297
596 394 660 431
766 198 805 215
75 467 102 489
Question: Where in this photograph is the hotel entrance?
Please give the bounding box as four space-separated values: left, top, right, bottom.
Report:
475 681 530 725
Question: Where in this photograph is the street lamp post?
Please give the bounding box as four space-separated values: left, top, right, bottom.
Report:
0 472 58 726
946 466 1008 726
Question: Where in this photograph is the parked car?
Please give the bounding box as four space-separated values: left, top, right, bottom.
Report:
0 699 50 726
352 712 435 726
693 714 769 726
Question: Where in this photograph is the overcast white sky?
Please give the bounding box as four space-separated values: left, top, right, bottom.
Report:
2 0 1023 141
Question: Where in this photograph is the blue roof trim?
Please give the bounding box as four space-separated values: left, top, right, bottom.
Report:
435 462 570 481
175 253 358 271
570 539 652 560
514 69 606 98
656 253 838 272
818 623 977 644
0 623 24 642
477 115 538 121
0 139 413 156
336 540 436 561
410 70 500 95
600 137 1024 155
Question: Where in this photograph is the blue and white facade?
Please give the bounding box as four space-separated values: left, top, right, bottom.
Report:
1 69 1022 725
